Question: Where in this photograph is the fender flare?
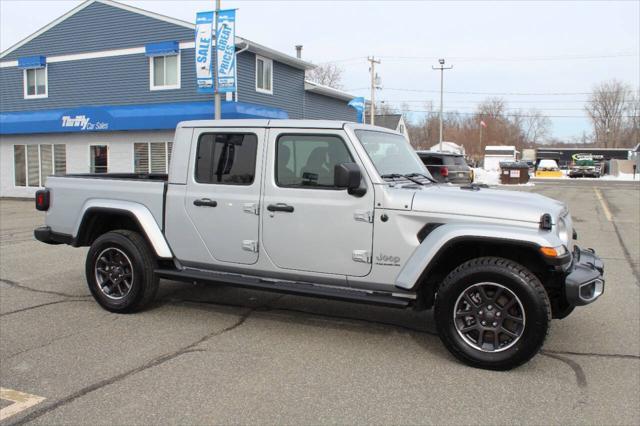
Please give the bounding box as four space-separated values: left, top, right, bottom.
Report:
394 222 564 291
74 199 173 259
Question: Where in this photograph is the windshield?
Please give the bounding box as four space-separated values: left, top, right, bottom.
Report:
355 130 431 178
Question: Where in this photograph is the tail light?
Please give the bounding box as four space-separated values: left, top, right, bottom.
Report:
440 166 449 178
35 189 50 211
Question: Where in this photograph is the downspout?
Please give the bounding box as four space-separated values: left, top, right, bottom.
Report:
234 42 250 102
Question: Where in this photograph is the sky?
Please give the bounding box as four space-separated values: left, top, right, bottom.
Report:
1 0 639 140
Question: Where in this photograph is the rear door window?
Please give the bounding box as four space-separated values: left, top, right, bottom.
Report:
195 133 258 185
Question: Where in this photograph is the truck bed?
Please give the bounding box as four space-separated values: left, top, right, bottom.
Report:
44 174 167 238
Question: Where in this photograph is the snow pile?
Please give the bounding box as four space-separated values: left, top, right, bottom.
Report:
473 168 500 185
591 173 640 181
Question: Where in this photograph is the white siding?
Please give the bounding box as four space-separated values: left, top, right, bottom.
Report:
0 130 175 197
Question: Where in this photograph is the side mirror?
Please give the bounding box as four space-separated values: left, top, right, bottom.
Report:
334 162 366 196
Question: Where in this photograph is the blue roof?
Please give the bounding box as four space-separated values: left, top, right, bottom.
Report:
0 101 288 135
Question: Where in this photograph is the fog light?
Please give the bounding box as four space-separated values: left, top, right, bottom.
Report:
579 279 604 302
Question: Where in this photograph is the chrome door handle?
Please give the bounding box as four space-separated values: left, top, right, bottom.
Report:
193 198 217 207
267 203 294 213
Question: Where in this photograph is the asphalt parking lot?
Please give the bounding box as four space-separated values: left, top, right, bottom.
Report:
1 180 639 425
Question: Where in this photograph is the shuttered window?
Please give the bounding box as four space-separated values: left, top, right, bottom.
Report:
40 144 52 186
150 142 167 173
133 142 172 173
134 143 150 173
27 145 40 187
54 144 66 174
13 144 67 187
14 145 26 187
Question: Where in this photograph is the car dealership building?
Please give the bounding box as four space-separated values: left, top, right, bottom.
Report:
0 0 357 197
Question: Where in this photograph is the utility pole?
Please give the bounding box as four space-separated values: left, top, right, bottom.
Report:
214 0 222 120
432 58 453 152
368 56 380 126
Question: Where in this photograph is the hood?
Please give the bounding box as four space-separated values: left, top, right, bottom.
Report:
410 184 567 224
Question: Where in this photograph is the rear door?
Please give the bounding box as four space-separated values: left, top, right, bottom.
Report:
184 129 264 265
261 129 375 277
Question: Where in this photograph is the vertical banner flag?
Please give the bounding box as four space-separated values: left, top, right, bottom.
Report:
216 9 237 93
348 97 366 123
195 11 214 93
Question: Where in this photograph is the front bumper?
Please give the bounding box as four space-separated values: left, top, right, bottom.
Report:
565 246 605 306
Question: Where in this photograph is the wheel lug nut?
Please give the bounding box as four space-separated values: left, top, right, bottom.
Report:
487 305 493 310
496 312 501 317
492 321 497 326
481 321 486 326
478 310 483 315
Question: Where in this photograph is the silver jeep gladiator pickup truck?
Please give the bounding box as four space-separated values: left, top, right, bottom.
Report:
34 120 604 370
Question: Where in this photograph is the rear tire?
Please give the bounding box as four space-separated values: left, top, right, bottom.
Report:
434 257 551 370
85 230 159 313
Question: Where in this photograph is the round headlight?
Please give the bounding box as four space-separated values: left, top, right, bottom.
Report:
557 217 569 246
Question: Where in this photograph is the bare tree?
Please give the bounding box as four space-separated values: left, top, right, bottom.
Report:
586 80 632 147
306 64 344 89
521 109 551 146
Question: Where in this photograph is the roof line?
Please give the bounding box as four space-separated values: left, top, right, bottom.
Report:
1 0 97 59
304 80 356 101
0 0 316 70
96 0 196 30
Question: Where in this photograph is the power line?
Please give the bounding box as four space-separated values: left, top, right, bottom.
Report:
378 52 638 62
316 52 638 65
401 109 636 119
345 87 634 96
378 99 636 104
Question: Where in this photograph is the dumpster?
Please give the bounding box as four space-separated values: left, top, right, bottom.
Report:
499 161 531 184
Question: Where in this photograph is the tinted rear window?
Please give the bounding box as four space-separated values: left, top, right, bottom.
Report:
443 156 466 166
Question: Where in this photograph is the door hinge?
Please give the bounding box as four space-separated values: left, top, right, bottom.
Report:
242 240 259 253
243 203 260 215
354 210 374 223
352 250 371 264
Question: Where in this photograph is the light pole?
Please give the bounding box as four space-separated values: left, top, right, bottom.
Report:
214 0 221 120
368 56 381 125
432 58 453 152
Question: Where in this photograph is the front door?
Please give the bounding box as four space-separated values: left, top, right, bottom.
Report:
184 129 264 265
261 130 374 277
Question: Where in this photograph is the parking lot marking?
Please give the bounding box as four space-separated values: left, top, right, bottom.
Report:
0 388 46 421
593 188 613 222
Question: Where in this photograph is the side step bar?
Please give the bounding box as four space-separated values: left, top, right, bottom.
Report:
155 268 412 308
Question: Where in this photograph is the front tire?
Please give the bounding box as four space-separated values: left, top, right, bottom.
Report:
434 257 551 370
85 230 159 313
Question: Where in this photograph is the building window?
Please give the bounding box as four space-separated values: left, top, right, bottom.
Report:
13 144 66 187
14 146 26 187
23 67 47 99
150 54 180 90
255 55 273 94
134 142 173 174
90 145 108 173
399 124 405 134
195 133 258 185
275 135 353 188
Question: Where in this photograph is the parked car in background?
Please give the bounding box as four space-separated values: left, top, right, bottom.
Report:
417 151 473 184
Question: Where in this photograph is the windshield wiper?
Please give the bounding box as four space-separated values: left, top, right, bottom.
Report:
380 173 429 186
404 172 438 184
